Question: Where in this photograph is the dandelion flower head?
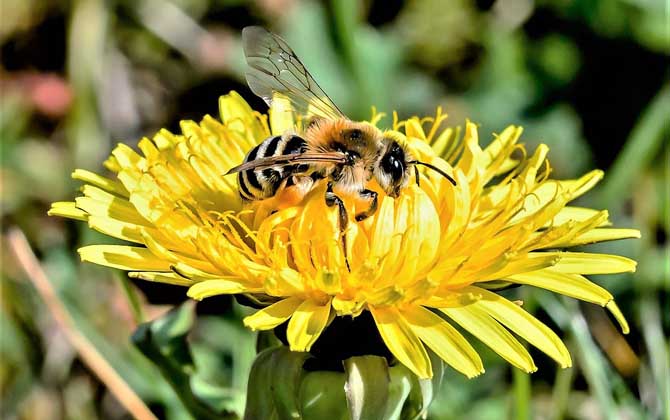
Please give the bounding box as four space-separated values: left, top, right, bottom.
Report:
50 92 640 379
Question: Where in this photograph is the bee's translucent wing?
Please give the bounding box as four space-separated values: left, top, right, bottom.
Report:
242 26 346 122
225 152 347 175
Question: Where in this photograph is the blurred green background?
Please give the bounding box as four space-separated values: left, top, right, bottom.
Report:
1 0 668 419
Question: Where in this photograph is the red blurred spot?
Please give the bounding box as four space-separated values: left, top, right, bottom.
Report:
0 72 73 118
28 73 73 118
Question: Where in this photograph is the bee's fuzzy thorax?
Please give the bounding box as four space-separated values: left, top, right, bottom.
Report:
304 119 383 194
304 119 381 155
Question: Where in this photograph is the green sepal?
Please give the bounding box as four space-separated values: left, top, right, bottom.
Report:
423 349 446 411
256 330 282 352
384 363 413 420
389 363 424 420
271 347 310 419
243 347 281 420
300 370 349 420
343 356 390 420
244 347 445 420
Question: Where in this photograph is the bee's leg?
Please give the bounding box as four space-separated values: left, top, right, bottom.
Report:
325 182 351 271
354 189 378 222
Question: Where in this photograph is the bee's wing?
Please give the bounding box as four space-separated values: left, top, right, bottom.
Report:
225 152 347 175
242 26 346 122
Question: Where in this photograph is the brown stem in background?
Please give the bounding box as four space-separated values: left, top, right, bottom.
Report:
6 227 159 420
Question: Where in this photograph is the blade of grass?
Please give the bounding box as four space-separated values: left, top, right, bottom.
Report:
331 0 367 118
595 84 670 208
538 294 618 419
640 294 670 419
7 227 159 420
66 0 109 168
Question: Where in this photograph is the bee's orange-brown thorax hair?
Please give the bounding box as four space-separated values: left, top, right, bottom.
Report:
303 119 383 194
304 119 382 166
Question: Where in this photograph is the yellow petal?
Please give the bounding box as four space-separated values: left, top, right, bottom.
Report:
287 298 332 352
402 305 483 378
550 206 611 227
219 91 267 143
568 169 603 199
430 126 457 158
466 287 571 368
560 228 641 247
48 202 88 221
437 170 471 251
404 118 426 141
87 216 143 243
552 252 637 274
456 121 484 180
103 155 121 173
78 245 171 271
370 306 432 379
171 262 226 280
394 187 441 283
368 196 396 261
332 297 365 317
72 169 129 197
264 268 306 297
505 270 613 306
484 252 561 281
244 296 303 331
187 279 257 300
520 145 549 191
606 301 629 334
314 269 343 295
481 125 522 173
76 188 149 226
137 136 160 160
128 271 193 286
112 143 146 171
440 305 536 372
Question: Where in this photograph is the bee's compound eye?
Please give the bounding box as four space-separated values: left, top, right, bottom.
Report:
382 154 404 183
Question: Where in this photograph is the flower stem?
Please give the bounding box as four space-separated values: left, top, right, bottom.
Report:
513 367 531 420
550 366 574 420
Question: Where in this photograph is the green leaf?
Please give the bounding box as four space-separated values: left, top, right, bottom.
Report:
132 302 237 420
148 301 197 369
594 84 670 208
343 355 390 420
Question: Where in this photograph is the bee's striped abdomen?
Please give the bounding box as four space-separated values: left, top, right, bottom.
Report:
238 134 308 200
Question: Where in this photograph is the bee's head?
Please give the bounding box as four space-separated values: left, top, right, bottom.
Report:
374 138 413 198
374 136 458 198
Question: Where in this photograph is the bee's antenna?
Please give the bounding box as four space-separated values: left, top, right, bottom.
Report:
410 161 457 186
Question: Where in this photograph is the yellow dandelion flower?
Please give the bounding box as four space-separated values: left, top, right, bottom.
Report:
50 91 640 380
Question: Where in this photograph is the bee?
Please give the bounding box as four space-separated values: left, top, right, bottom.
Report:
227 27 456 243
